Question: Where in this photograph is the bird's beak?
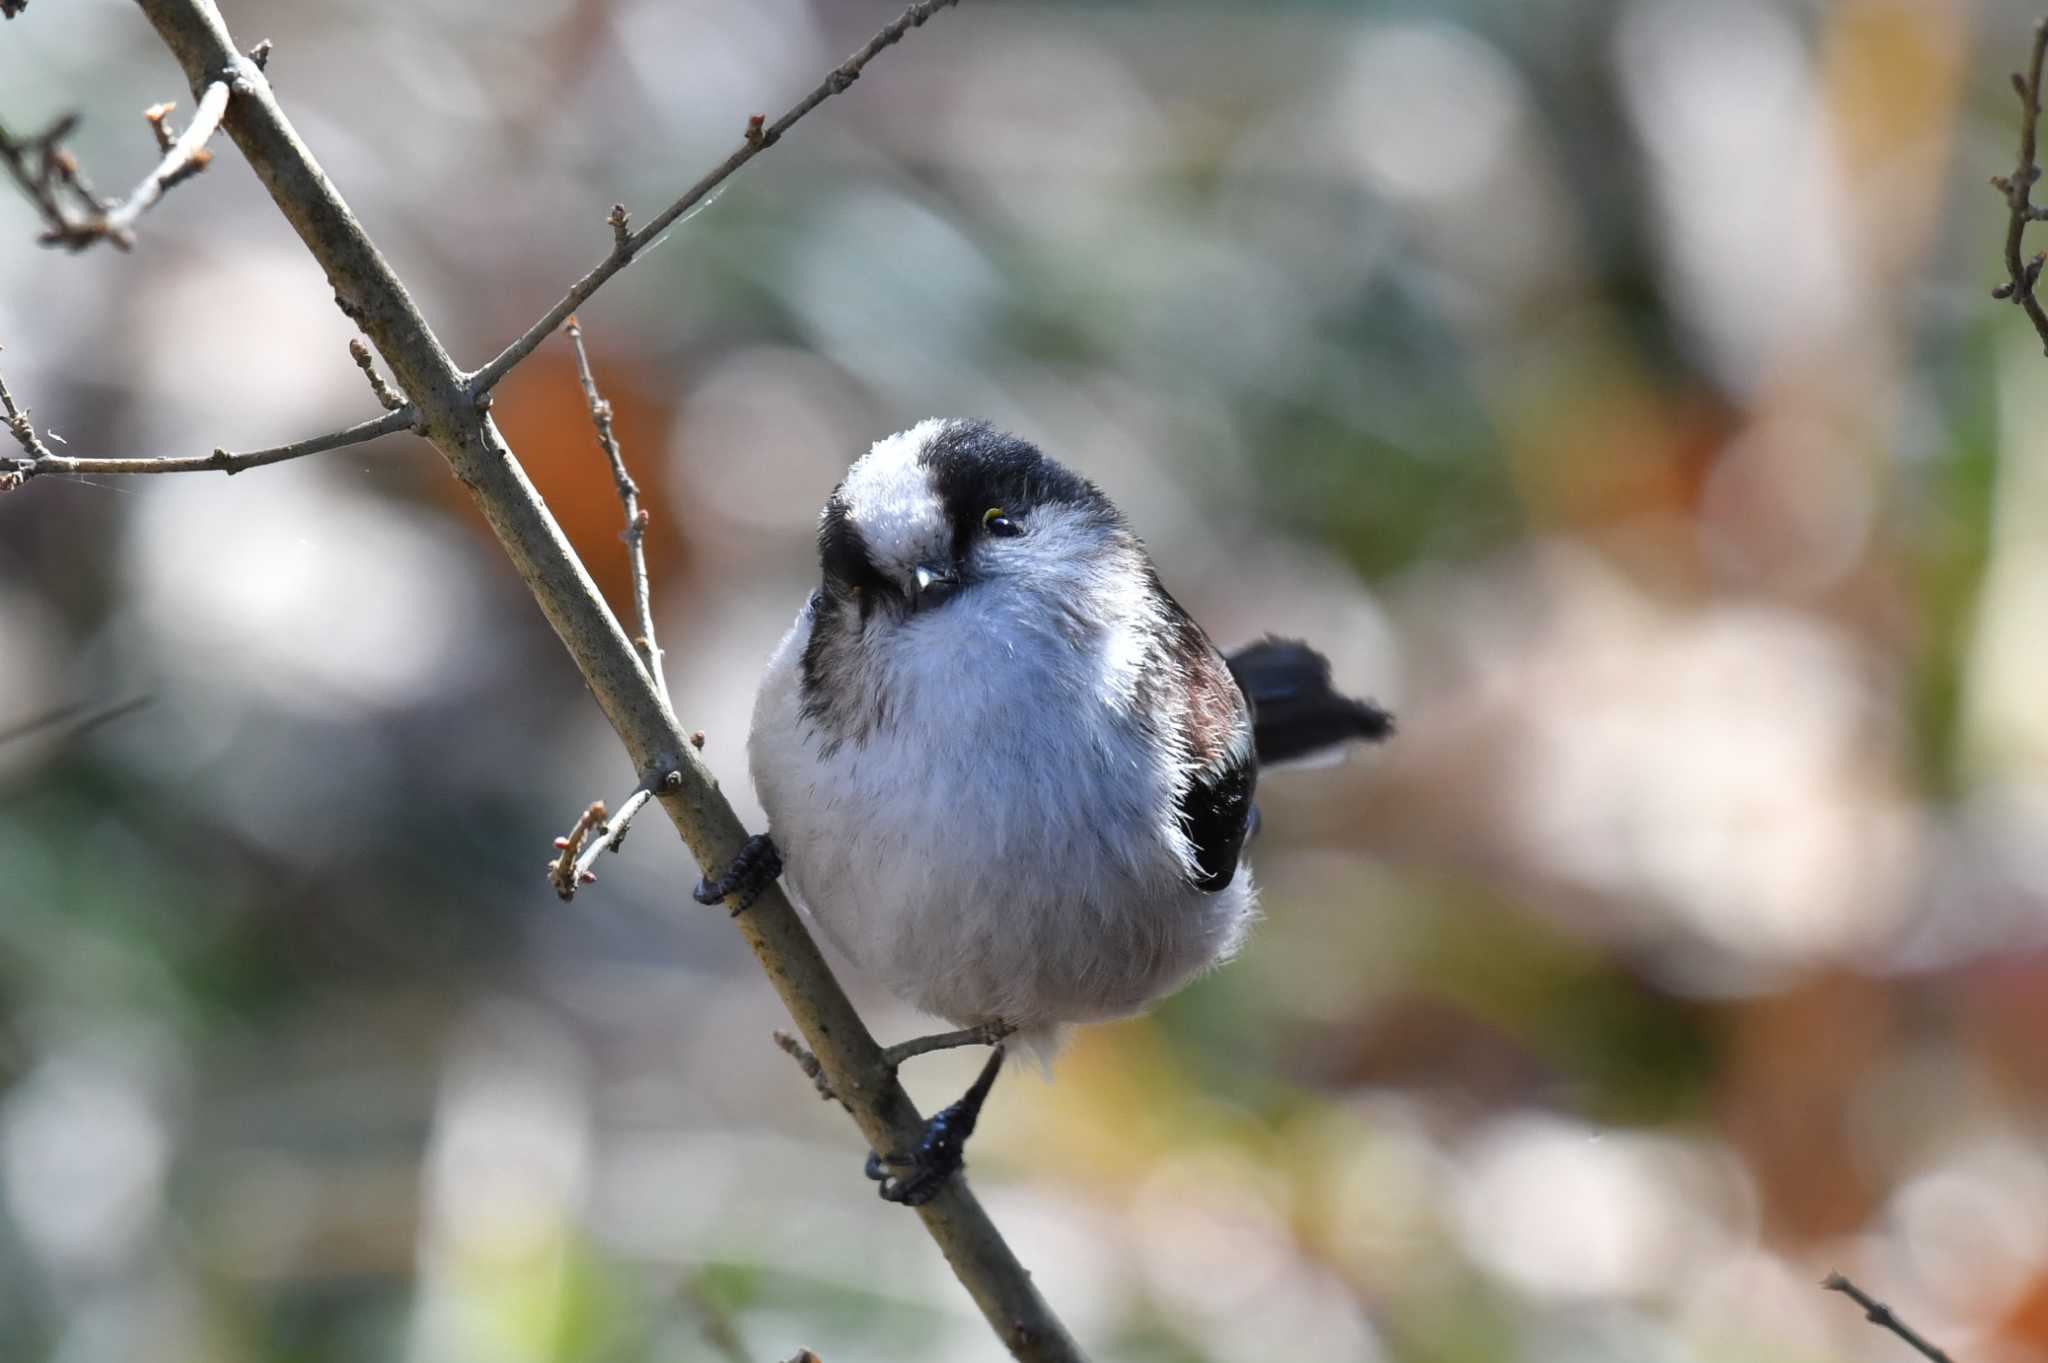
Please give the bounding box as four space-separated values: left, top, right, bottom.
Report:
911 562 960 611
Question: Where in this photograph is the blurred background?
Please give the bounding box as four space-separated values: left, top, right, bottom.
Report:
1 0 2044 1359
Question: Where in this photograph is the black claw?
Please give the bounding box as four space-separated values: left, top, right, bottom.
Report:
692 832 782 915
866 1045 1006 1206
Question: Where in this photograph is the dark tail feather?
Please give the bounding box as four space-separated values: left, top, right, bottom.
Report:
1226 637 1394 766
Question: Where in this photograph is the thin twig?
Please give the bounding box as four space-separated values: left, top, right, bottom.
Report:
1821 1274 1957 1363
773 1029 844 1108
573 781 658 882
1 403 416 489
0 695 152 748
348 337 406 411
550 769 674 903
677 1276 753 1363
469 0 963 394
136 4 1082 1358
144 104 179 154
1992 18 2048 353
0 115 102 244
881 1022 1015 1071
565 315 666 696
0 348 53 467
0 81 229 250
96 80 227 242
548 800 609 900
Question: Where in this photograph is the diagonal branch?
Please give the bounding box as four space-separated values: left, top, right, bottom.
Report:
130 4 1085 1359
1821 1274 1957 1363
0 115 105 244
468 0 961 394
0 695 152 749
1992 17 2048 353
548 798 611 899
573 781 657 879
97 80 228 243
0 80 229 250
0 350 54 468
565 314 666 696
548 767 675 903
544 315 675 904
349 336 408 411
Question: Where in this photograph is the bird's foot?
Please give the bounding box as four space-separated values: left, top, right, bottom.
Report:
692 832 782 916
865 1044 1006 1206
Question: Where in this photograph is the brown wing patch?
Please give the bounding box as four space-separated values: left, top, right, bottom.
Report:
1155 584 1256 892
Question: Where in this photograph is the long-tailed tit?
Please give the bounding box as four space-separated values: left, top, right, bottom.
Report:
698 418 1391 1204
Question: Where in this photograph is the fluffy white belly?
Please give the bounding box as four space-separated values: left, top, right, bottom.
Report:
747 598 1254 1036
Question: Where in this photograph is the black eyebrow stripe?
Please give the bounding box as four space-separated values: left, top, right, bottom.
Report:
915 419 1120 552
817 490 896 601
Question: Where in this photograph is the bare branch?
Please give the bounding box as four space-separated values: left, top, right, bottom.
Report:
548 799 609 900
0 80 229 250
0 349 54 471
0 115 104 245
0 696 152 749
128 6 1082 1356
574 781 655 878
97 80 227 241
469 0 963 393
1993 18 2048 353
144 103 178 153
676 1276 753 1363
349 336 406 411
773 1029 845 1108
556 733 701 902
565 315 666 696
1821 1274 1958 1363
1 401 416 489
549 770 673 902
881 1022 1015 1071
3 342 414 497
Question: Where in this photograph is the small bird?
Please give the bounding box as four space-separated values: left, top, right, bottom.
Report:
698 418 1391 1204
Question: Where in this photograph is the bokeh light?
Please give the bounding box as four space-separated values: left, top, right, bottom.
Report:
4 1 2047 1360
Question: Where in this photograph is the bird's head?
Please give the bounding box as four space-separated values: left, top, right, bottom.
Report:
812 418 1122 620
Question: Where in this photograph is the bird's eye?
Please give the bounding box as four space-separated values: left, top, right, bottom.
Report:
982 506 1022 537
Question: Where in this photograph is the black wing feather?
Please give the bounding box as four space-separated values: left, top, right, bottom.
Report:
1226 637 1393 766
1181 748 1255 892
